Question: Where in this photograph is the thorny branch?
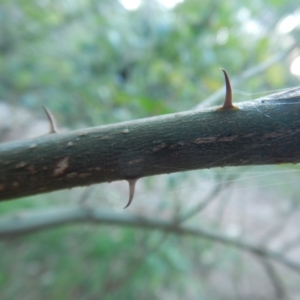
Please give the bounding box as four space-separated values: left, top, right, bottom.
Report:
1 82 300 204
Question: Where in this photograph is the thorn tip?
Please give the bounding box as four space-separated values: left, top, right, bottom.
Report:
123 178 139 209
42 105 58 134
219 68 237 110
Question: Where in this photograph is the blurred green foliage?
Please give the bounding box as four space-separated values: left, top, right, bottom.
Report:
1 0 300 299
1 0 299 127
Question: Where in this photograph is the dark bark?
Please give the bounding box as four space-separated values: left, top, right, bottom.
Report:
0 87 300 201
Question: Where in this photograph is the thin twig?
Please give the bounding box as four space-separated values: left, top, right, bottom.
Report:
179 173 238 223
280 235 300 254
259 199 299 246
259 257 287 300
178 175 232 223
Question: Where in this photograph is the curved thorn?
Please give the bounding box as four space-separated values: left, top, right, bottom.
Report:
220 68 234 109
42 106 58 134
124 178 138 209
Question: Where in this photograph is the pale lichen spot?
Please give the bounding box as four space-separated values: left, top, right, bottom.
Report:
193 137 217 144
128 158 143 165
67 142 74 147
88 167 102 172
152 143 167 152
100 135 111 140
263 131 287 139
218 135 238 142
170 142 185 150
123 129 129 133
78 173 91 178
53 157 70 176
66 172 78 179
29 144 37 149
16 162 27 168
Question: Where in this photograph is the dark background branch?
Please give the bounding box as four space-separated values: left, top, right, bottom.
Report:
1 205 300 274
